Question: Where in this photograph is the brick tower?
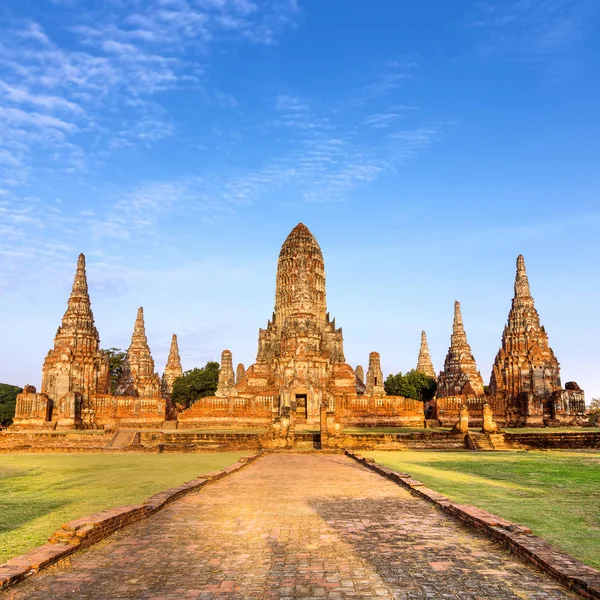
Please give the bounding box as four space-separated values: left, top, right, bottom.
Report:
161 333 183 398
416 330 436 379
437 301 484 397
41 254 110 405
489 255 561 402
117 307 161 397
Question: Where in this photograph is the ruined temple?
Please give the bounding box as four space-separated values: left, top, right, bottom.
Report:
490 255 560 400
178 223 424 429
437 301 484 398
117 308 162 398
161 334 183 398
13 229 585 434
416 331 436 379
41 254 110 405
239 223 357 424
489 255 584 425
12 258 168 431
12 254 110 429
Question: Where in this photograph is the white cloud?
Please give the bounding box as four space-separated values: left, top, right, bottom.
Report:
0 1 299 187
470 0 596 59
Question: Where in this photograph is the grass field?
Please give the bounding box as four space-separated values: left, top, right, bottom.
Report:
0 452 246 563
363 450 600 568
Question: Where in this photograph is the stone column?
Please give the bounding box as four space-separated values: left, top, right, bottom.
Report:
482 403 498 433
457 404 469 433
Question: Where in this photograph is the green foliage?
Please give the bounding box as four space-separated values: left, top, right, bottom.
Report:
171 361 220 409
0 453 247 562
589 398 600 425
102 348 127 394
384 370 437 401
0 383 22 426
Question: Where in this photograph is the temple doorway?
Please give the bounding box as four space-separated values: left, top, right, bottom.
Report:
295 394 308 423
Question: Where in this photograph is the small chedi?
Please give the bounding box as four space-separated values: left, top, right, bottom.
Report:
161 334 183 399
116 308 162 398
178 223 424 430
11 224 586 432
416 331 436 379
437 301 485 398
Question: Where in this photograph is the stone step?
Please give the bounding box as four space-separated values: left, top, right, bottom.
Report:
488 433 509 450
469 433 495 451
109 430 140 449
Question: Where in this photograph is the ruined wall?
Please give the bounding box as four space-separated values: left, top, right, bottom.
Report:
337 395 425 428
88 395 166 429
431 395 508 427
177 395 275 429
0 431 113 452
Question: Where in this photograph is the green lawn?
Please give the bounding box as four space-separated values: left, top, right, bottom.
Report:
363 450 600 569
0 452 247 563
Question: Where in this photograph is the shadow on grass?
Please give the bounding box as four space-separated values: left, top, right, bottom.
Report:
0 497 69 535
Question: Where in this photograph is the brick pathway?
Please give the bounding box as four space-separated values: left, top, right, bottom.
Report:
1 454 579 600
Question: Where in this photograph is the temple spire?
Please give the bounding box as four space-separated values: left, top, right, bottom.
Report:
166 334 181 370
437 301 485 397
489 255 561 402
42 253 110 402
61 253 93 327
117 307 161 397
514 254 531 299
162 334 183 398
416 330 436 379
134 307 146 338
453 301 464 334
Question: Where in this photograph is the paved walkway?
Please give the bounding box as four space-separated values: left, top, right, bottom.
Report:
2 454 578 600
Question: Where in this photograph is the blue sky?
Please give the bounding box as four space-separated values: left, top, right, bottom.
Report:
1 0 599 400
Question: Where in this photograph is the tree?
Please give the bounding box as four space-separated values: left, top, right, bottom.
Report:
171 362 220 409
0 383 23 427
384 370 437 402
102 348 127 394
588 398 600 426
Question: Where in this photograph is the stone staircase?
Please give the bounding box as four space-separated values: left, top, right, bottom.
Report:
467 432 510 451
467 433 495 451
109 430 140 450
488 433 510 450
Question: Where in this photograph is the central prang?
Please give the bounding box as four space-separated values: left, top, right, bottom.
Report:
231 223 356 425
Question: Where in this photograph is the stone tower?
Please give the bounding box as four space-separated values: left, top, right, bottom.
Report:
437 301 484 397
365 352 385 395
416 331 436 379
161 334 183 398
489 255 561 401
236 363 246 384
117 307 161 397
41 254 109 404
216 350 236 397
355 365 364 384
244 223 356 423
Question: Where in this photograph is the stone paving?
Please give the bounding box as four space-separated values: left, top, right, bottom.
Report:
1 454 579 600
